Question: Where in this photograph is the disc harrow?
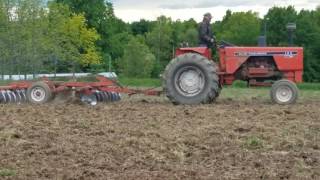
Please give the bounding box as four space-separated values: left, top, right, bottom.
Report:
94 91 121 103
0 76 161 105
0 90 27 103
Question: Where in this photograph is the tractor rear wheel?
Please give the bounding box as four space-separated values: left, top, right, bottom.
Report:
270 79 299 105
163 53 220 105
27 81 53 104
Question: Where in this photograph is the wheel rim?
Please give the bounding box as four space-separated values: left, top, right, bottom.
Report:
31 87 46 102
175 66 205 97
276 86 293 103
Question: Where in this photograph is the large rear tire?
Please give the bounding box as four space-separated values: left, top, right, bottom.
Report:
270 79 299 105
163 53 220 105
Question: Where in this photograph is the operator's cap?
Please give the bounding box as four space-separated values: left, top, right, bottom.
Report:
204 12 212 18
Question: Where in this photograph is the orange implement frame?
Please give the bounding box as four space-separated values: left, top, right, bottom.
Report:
0 76 162 97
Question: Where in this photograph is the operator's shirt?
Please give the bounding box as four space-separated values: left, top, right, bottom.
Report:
198 20 213 47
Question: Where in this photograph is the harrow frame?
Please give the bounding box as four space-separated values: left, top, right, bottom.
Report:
0 76 162 104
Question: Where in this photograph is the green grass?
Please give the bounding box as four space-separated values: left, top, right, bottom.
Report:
0 77 160 87
244 136 264 150
1 76 320 93
0 80 12 86
231 80 320 91
115 78 320 101
297 83 320 90
118 77 162 87
0 169 16 177
221 87 270 100
221 86 320 101
116 78 320 91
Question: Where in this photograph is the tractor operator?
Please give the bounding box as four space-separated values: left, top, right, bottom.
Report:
199 13 215 48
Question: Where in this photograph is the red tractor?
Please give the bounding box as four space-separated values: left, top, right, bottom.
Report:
163 44 304 105
0 44 304 106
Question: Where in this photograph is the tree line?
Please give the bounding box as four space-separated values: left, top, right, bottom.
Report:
0 0 319 82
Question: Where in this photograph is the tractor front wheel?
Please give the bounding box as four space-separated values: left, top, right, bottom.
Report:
270 79 299 105
163 53 220 105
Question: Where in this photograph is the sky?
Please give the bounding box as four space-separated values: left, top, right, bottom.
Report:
112 0 320 22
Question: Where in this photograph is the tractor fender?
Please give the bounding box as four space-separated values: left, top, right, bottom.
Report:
175 47 212 59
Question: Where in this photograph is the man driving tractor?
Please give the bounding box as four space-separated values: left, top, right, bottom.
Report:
199 13 215 48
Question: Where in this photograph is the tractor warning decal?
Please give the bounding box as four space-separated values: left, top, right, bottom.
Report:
235 51 297 58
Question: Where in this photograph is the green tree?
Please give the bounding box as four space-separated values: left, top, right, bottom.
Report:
146 16 173 77
0 0 17 77
131 19 155 36
107 32 133 72
119 37 155 78
0 0 49 76
172 18 198 47
264 6 297 46
0 1 101 76
181 28 198 46
55 0 110 28
216 11 261 45
16 0 48 75
47 3 101 70
55 0 128 72
295 9 320 81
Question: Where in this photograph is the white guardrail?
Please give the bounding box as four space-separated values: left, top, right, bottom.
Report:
0 72 118 81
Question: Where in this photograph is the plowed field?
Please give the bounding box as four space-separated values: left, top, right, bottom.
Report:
0 94 320 179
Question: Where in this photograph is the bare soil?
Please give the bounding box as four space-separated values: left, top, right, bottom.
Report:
0 97 319 180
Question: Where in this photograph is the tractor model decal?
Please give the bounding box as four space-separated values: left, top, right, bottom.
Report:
235 51 297 58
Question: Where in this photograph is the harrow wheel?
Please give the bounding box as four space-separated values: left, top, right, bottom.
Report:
27 82 53 104
163 53 220 105
270 79 299 105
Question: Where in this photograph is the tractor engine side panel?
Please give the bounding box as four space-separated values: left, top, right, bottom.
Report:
220 47 304 84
